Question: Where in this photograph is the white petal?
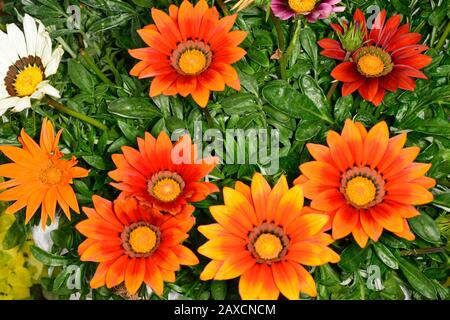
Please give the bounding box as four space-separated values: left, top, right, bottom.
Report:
36 82 60 98
44 47 64 77
35 21 48 61
23 14 38 57
31 215 59 252
40 31 53 66
0 30 19 65
7 23 27 59
0 85 10 99
0 97 20 115
12 96 31 112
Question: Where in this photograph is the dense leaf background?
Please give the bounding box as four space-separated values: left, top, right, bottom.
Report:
0 0 449 300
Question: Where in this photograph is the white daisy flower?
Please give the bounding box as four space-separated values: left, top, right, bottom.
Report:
0 14 64 116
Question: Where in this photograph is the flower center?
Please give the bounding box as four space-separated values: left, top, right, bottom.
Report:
39 166 63 185
178 49 207 75
254 233 283 260
340 166 385 209
147 171 185 203
121 222 161 258
247 223 289 264
345 177 376 207
4 56 46 97
355 46 393 78
171 40 212 76
357 55 384 76
13 65 44 97
129 226 157 254
287 0 317 13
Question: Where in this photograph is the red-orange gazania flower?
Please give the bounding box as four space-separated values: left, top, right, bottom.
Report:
318 9 432 106
109 131 219 217
0 118 89 228
295 120 436 248
128 0 247 107
77 196 198 295
198 173 339 300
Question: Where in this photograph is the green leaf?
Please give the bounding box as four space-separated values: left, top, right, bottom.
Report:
262 81 333 122
89 14 133 33
299 27 318 68
108 97 161 119
372 242 399 270
67 60 96 93
117 120 141 142
407 118 450 137
30 245 71 267
409 214 441 244
338 243 370 273
82 155 108 170
210 280 227 300
295 120 323 141
220 93 259 116
397 255 438 300
433 193 450 210
299 75 331 115
334 95 353 123
247 48 270 67
2 219 26 250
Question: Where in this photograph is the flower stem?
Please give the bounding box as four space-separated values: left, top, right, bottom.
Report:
436 20 450 50
45 97 108 131
56 36 77 59
270 13 287 79
279 18 302 80
79 48 113 85
216 0 231 16
326 51 352 101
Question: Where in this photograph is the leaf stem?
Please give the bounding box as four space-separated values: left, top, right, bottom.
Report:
79 48 113 85
45 97 108 131
216 0 230 16
400 246 446 256
203 107 214 127
436 20 450 50
279 18 302 80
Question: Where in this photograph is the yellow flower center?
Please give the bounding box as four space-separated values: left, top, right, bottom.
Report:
345 176 377 207
13 65 44 97
178 49 207 75
288 0 317 13
152 178 182 202
128 226 157 254
254 233 283 260
39 166 63 185
357 54 385 77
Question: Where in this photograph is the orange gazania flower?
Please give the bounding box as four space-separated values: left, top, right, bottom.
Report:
109 131 219 217
76 196 199 295
198 173 339 300
0 118 89 228
128 0 247 108
295 120 436 248
318 9 432 106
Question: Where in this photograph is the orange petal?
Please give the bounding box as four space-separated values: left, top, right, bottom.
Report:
171 245 199 266
360 209 383 241
332 206 359 239
310 189 345 211
275 185 303 226
90 260 115 289
125 258 146 295
292 263 317 297
223 187 258 228
144 260 164 296
362 121 389 168
214 251 255 280
272 262 300 300
266 175 289 222
300 161 341 186
190 83 210 107
341 119 364 166
200 260 223 281
239 263 265 300
384 183 433 205
251 173 271 223
352 219 369 248
369 204 404 233
105 255 129 288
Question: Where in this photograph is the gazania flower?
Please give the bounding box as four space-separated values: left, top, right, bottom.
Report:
0 14 64 115
198 173 339 300
109 131 219 217
295 120 436 248
319 9 432 106
76 196 199 295
128 0 247 108
0 118 89 228
271 0 345 22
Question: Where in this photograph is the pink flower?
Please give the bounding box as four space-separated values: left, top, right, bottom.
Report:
271 0 345 22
